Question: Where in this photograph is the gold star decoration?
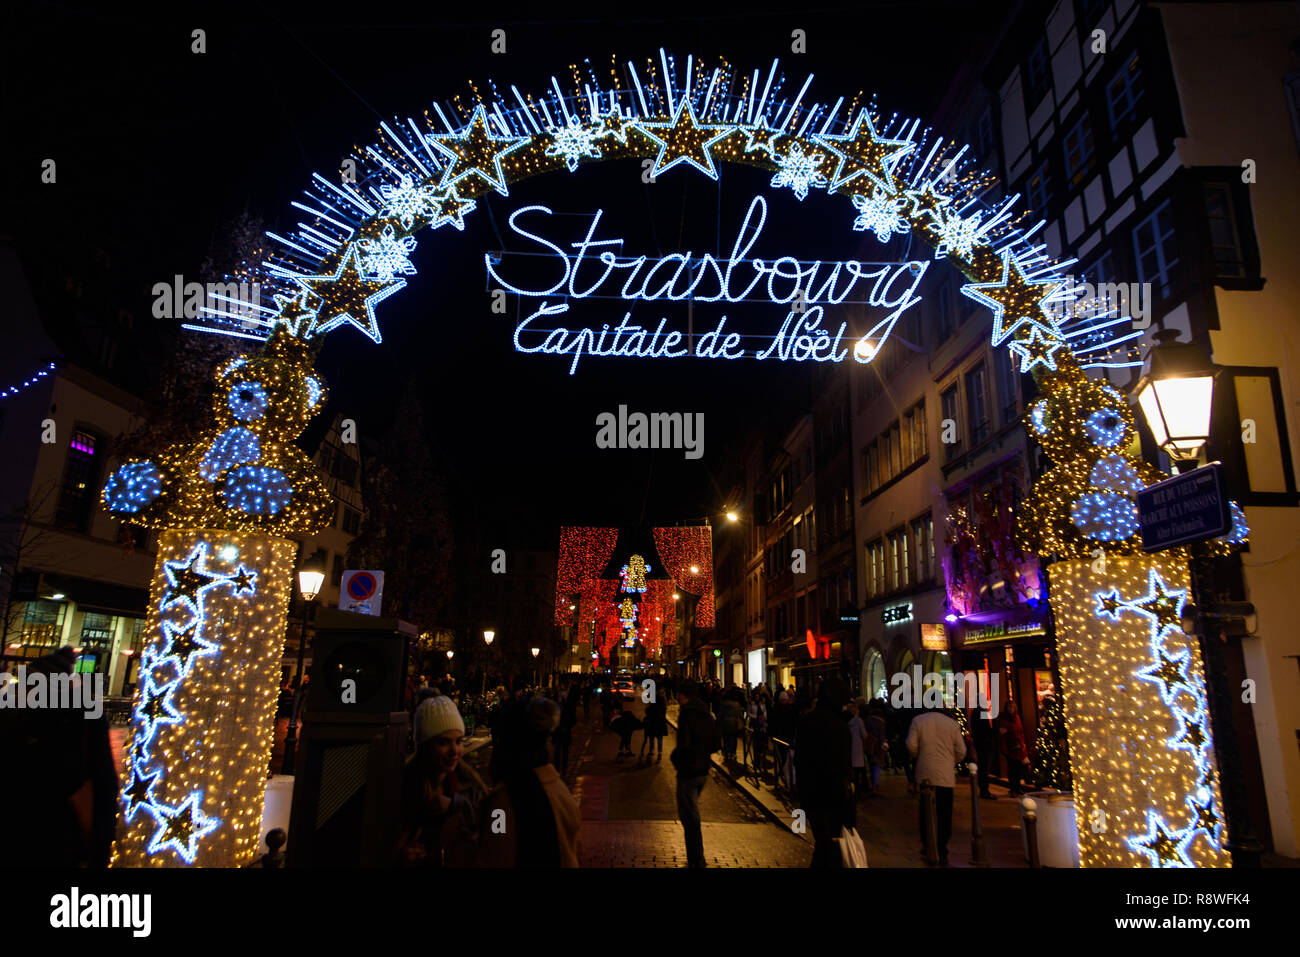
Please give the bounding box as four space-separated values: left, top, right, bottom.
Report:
269 289 320 338
1008 324 1065 373
427 104 530 197
1133 816 1192 867
741 117 782 156
162 547 224 610
1140 649 1193 701
150 793 218 860
960 249 1066 347
1190 794 1220 834
1130 570 1187 634
297 244 404 345
1095 589 1124 619
902 181 950 220
230 567 257 595
593 106 635 146
139 679 178 724
124 765 161 813
429 186 477 232
814 109 914 195
162 618 213 672
1177 715 1207 753
637 97 731 179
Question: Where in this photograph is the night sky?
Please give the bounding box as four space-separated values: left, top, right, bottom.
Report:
5 2 1014 548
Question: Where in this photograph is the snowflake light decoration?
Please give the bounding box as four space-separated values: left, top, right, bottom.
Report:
545 115 603 172
770 143 828 201
358 224 418 281
852 187 908 242
931 208 984 260
378 174 440 230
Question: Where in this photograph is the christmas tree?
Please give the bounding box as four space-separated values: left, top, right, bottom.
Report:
955 706 972 774
1033 694 1071 790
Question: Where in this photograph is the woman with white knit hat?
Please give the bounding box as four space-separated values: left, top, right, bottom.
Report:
397 695 487 867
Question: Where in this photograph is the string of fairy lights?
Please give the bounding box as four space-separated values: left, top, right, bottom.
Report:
181 51 1141 377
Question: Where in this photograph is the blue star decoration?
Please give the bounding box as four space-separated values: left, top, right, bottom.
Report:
161 544 227 615
122 761 162 823
1126 568 1188 637
1169 705 1210 757
146 790 220 864
1094 589 1125 620
741 117 782 156
1128 810 1195 867
1138 646 1194 705
295 244 405 345
636 97 731 180
133 674 183 760
158 617 219 678
426 104 529 198
268 288 320 337
813 109 914 195
1186 790 1223 844
960 249 1068 347
1007 324 1064 373
429 186 477 231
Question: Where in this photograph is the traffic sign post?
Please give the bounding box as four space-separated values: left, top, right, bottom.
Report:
1136 462 1231 552
339 570 385 616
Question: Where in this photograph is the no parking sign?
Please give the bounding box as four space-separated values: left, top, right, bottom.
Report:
339 569 384 616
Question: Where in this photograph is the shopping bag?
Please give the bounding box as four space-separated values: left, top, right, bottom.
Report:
838 826 869 868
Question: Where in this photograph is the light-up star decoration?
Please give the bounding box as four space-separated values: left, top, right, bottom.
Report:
1187 790 1222 841
1126 568 1188 636
1139 647 1194 704
814 109 914 195
429 186 477 231
147 791 220 864
134 674 183 758
268 289 320 338
961 249 1068 347
593 106 635 146
295 244 404 344
1008 324 1064 373
636 97 730 180
123 763 162 823
1128 810 1195 868
427 103 530 197
742 117 782 156
162 545 227 614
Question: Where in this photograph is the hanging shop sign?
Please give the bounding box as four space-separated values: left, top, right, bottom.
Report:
962 620 1046 645
920 623 948 651
881 603 913 625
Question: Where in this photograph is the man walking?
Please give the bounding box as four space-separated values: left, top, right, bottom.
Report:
795 677 852 868
907 701 970 866
670 680 720 868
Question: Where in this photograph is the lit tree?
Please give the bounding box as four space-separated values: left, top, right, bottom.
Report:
1033 694 1071 790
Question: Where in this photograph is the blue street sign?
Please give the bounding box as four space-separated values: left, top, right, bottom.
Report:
1136 462 1231 552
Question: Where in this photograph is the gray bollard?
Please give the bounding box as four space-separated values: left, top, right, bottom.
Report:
920 780 940 865
968 763 988 867
1022 797 1040 868
262 827 286 868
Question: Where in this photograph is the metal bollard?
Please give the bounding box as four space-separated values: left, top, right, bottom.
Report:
1023 797 1040 867
967 763 988 867
920 780 939 865
261 827 286 868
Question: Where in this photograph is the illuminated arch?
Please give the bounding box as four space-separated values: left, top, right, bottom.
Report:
110 52 1247 869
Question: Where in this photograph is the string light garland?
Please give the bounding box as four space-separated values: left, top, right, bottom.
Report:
554 527 619 625
0 360 57 401
652 526 714 626
114 531 297 867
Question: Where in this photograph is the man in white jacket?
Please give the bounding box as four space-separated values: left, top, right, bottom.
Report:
907 707 970 865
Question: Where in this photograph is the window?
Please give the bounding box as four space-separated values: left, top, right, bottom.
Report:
866 540 885 598
941 386 962 461
887 533 901 591
1132 199 1180 298
1025 37 1051 109
901 410 914 466
912 516 933 582
889 423 901 476
1090 249 1117 286
937 284 954 343
56 430 102 532
1063 116 1096 185
899 529 911 588
342 506 361 536
332 553 345 584
807 506 817 551
864 443 879 494
1204 184 1245 278
1026 160 1052 215
839 490 849 537
912 400 928 459
1106 52 1143 128
994 346 1020 426
966 364 990 445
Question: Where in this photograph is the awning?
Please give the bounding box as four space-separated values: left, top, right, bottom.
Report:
40 573 149 617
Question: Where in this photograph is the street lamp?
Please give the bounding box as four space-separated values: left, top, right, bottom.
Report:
725 510 739 523
482 630 495 695
282 550 325 775
1133 329 1217 467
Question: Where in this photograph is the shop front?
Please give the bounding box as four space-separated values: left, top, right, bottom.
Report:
951 607 1058 783
859 588 948 700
